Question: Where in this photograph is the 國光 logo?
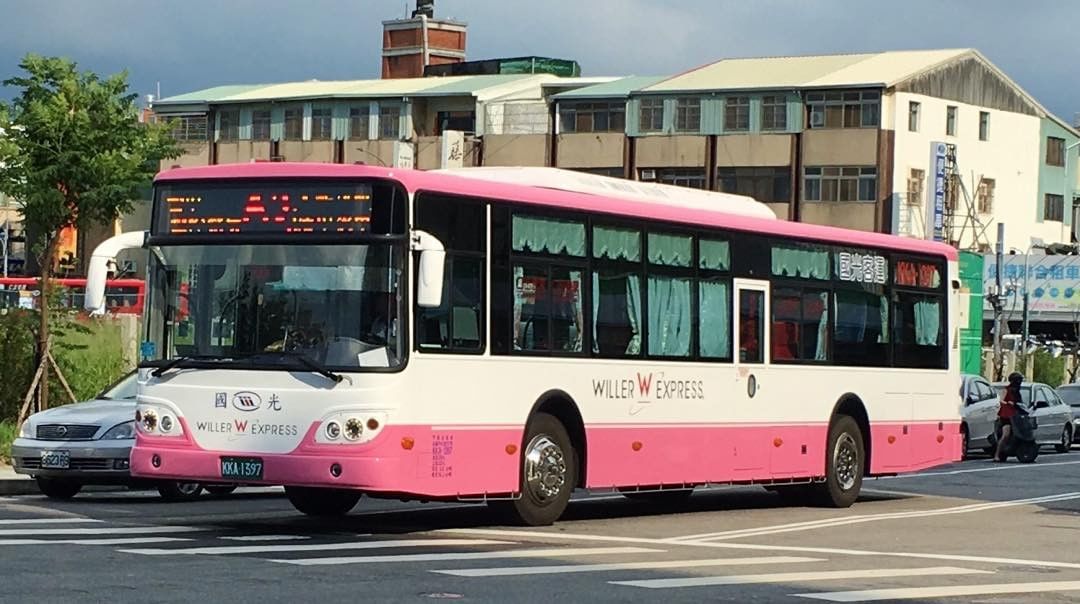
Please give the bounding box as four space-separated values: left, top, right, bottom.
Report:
232 392 261 412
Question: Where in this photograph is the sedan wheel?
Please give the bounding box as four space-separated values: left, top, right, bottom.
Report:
1056 425 1073 453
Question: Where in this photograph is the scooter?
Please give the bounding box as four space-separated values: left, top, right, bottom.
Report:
991 408 1039 463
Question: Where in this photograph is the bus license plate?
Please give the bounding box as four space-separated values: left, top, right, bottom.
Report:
40 450 70 469
220 457 263 481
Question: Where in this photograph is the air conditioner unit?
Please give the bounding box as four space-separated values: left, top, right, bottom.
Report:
640 169 657 181
810 111 825 128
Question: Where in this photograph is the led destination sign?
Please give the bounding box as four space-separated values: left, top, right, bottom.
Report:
155 182 373 236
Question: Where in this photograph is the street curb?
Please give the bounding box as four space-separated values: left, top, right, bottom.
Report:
0 478 39 496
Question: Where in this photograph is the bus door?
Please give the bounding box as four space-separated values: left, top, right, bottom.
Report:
732 279 769 473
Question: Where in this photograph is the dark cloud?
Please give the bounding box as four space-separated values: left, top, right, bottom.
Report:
1 0 1077 119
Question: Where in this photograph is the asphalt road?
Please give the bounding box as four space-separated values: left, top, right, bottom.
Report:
2 448 1080 604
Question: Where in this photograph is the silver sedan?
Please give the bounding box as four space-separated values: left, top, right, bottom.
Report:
11 372 235 500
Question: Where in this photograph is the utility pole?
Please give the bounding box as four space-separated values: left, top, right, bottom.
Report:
1 221 7 278
992 222 1005 381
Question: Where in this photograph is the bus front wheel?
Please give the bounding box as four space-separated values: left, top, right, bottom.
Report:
490 412 576 526
285 486 362 517
810 415 864 508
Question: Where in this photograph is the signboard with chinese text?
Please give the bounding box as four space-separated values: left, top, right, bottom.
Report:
927 142 948 242
983 253 1080 319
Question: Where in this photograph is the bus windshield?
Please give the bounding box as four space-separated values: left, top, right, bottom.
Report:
145 243 403 370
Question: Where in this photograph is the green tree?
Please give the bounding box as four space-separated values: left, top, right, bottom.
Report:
0 54 181 410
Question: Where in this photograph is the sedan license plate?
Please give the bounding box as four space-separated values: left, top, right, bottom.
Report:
220 456 263 481
40 450 70 469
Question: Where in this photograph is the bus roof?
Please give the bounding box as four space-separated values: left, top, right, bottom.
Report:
155 163 958 261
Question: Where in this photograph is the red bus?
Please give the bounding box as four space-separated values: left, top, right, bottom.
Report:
0 277 144 314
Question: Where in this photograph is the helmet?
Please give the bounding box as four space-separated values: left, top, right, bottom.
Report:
1008 372 1024 385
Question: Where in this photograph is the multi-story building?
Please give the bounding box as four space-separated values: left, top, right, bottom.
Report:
152 48 1079 252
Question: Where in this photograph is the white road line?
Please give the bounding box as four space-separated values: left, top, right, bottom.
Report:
437 528 1080 571
794 580 1080 602
273 546 662 567
878 459 1080 478
218 535 310 542
432 556 824 577
0 526 200 537
119 538 512 556
0 537 192 546
0 518 101 525
611 566 990 589
670 492 1080 542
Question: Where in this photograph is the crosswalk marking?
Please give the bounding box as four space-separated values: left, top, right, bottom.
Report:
794 580 1080 602
0 537 192 546
0 518 101 525
0 526 200 537
119 538 513 556
273 546 662 567
610 566 991 589
432 556 824 577
218 535 310 542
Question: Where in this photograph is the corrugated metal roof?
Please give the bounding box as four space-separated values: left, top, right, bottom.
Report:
551 76 667 99
153 74 548 106
642 49 972 93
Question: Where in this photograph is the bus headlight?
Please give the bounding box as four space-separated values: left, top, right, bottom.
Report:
135 404 184 437
141 409 158 432
343 418 363 441
325 421 341 440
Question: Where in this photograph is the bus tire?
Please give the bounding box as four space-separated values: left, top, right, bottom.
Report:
157 481 203 501
491 412 576 526
285 486 362 517
810 415 864 508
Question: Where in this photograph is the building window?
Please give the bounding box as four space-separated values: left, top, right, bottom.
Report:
803 166 877 202
717 167 791 203
640 167 706 189
251 110 271 140
217 109 239 141
907 168 925 206
349 107 370 140
807 91 879 129
168 115 208 141
379 104 401 139
639 98 664 133
571 167 624 178
435 110 476 134
559 102 625 133
976 177 995 213
283 108 303 140
311 107 333 140
675 97 701 132
1045 193 1065 222
761 96 787 131
724 96 750 132
908 101 920 132
979 111 990 141
1047 136 1066 167
946 105 957 136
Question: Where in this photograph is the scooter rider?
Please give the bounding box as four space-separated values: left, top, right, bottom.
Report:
995 372 1026 462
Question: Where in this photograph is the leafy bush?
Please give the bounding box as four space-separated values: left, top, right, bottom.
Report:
0 421 16 465
0 309 129 422
1032 350 1066 387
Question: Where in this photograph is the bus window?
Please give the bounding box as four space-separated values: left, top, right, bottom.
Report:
593 269 641 356
739 288 764 363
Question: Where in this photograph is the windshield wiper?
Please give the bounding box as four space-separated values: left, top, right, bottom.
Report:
150 355 234 377
247 351 343 383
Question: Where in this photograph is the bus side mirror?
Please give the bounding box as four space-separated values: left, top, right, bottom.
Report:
411 230 445 309
85 230 148 315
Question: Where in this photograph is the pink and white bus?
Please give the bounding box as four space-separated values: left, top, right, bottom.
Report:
92 162 960 525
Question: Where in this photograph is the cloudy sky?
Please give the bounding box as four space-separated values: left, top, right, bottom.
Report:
1 0 1078 118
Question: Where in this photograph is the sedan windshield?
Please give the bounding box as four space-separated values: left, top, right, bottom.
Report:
1058 386 1080 406
144 243 403 370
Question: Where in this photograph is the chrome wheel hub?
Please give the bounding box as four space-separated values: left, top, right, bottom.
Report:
523 435 567 502
833 433 859 491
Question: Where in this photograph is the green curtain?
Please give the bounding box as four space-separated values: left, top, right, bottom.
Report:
593 226 640 261
648 276 692 356
592 271 641 355
914 299 941 345
649 233 692 266
815 292 829 361
772 246 829 279
699 280 730 358
512 215 586 256
699 239 730 271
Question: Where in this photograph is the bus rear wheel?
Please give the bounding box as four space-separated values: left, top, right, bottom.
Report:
810 415 864 508
285 486 362 517
490 412 576 526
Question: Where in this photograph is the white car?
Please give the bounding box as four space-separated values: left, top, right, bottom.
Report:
960 374 1000 456
11 372 236 500
1055 383 1080 443
991 382 1074 454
